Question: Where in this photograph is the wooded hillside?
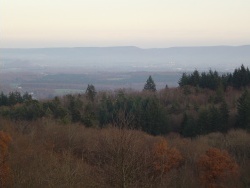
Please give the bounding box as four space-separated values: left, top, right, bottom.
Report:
0 65 250 187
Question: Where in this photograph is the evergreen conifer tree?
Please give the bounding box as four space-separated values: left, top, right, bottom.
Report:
236 90 250 130
143 75 156 92
86 84 97 102
219 100 229 132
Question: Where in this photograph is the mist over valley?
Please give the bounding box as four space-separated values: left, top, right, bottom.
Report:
1 45 250 98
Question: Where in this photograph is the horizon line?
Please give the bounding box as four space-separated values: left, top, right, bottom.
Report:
1 44 250 50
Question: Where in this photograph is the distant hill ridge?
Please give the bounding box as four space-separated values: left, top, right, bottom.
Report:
2 45 250 71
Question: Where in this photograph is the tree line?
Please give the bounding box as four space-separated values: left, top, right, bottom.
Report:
0 65 250 137
0 91 32 106
179 64 250 90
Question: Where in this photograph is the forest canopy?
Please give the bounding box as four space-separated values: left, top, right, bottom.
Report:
0 65 250 187
0 65 250 137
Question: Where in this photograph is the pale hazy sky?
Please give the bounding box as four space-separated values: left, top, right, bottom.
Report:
1 0 250 48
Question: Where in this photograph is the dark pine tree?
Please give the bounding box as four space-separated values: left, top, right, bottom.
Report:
85 84 97 102
236 90 250 130
143 75 156 92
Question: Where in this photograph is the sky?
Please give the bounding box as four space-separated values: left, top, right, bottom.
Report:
1 0 250 48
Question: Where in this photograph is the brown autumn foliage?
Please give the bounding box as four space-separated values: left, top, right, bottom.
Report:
198 148 240 188
149 138 185 187
152 139 183 175
0 118 249 187
92 128 152 187
0 131 12 187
